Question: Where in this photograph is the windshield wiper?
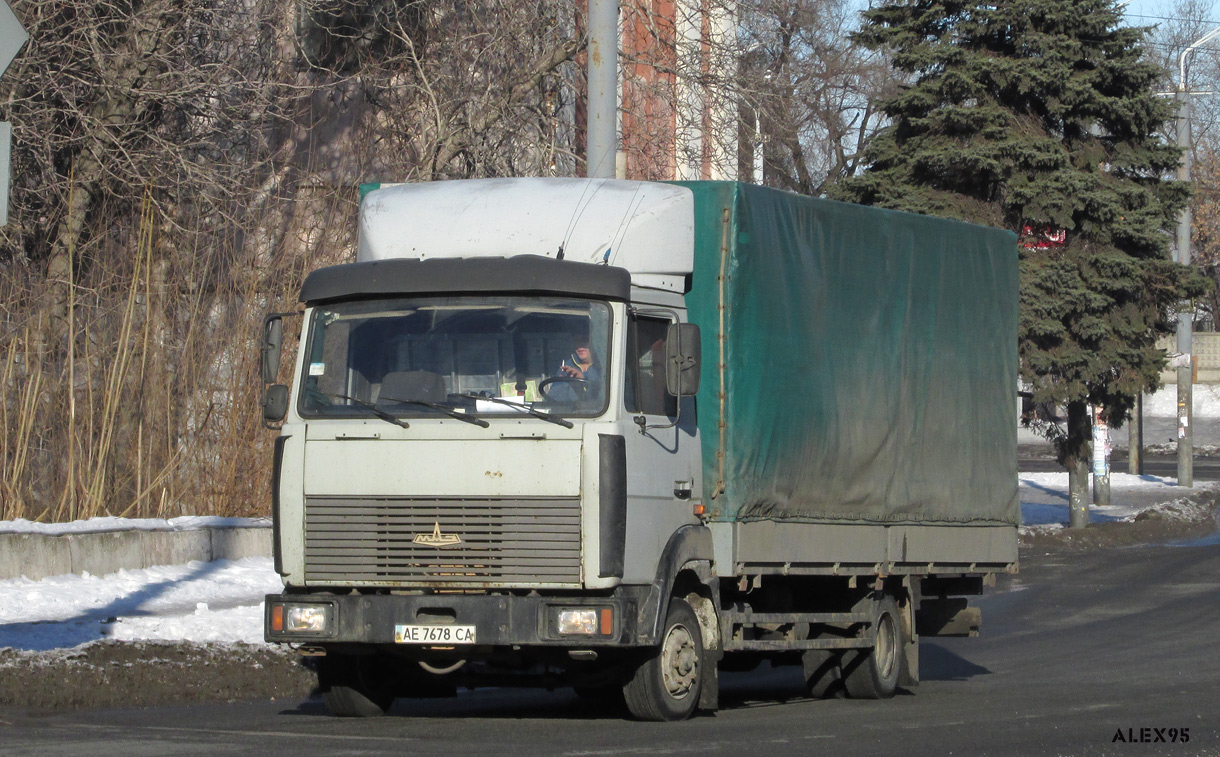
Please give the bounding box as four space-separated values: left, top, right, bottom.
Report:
455 393 574 429
316 391 410 429
380 396 490 428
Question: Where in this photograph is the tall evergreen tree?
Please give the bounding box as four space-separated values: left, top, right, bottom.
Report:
833 0 1207 497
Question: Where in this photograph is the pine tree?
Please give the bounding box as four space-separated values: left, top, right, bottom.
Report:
832 0 1207 496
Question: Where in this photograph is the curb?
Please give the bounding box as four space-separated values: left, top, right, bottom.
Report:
0 527 272 581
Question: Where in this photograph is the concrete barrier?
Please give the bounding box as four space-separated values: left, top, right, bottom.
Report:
0 526 272 581
0 532 74 582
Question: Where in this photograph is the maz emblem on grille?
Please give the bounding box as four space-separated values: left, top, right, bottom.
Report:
413 522 462 548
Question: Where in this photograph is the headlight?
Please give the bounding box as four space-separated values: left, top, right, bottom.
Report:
286 605 330 633
557 609 599 635
271 603 333 634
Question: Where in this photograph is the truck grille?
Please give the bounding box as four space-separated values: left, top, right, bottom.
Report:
303 497 582 586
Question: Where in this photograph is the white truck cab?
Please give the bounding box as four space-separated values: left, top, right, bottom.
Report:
263 179 713 719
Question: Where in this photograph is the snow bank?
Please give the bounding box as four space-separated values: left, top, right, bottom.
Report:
1019 471 1218 533
0 515 270 536
0 557 279 652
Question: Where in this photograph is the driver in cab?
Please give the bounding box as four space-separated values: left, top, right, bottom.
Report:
560 335 601 384
549 332 602 404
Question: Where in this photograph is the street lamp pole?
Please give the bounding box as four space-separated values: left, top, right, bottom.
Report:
586 0 618 180
1174 25 1220 488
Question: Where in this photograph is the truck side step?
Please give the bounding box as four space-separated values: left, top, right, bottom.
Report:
725 611 870 625
721 610 875 652
723 635 875 652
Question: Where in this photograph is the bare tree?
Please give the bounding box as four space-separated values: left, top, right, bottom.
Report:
0 0 584 521
611 0 891 190
1146 0 1220 325
735 0 895 193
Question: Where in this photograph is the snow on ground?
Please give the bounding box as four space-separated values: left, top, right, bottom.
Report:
1018 471 1215 533
0 515 269 535
0 557 279 652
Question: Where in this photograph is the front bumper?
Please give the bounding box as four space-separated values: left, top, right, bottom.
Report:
264 587 655 648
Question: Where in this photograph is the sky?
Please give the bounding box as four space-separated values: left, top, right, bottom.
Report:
1123 0 1220 29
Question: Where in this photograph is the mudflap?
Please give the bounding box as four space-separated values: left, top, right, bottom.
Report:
899 632 920 687
899 577 920 688
699 661 719 710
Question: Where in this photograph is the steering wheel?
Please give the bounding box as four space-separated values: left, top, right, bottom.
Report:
537 375 588 401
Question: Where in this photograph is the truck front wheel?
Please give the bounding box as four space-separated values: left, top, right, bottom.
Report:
317 654 395 717
841 595 903 699
623 598 704 721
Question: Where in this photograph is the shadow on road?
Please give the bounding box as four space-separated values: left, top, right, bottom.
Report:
919 642 991 682
273 663 929 721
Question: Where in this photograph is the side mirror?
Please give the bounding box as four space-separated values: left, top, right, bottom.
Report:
261 314 284 384
262 384 290 425
664 323 701 397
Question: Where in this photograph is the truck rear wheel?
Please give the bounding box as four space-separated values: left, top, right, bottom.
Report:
623 597 704 721
842 595 902 699
317 654 395 717
801 648 843 698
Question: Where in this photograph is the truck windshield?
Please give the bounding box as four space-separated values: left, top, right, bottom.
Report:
299 296 611 420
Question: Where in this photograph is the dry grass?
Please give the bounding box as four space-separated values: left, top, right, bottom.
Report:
0 182 353 522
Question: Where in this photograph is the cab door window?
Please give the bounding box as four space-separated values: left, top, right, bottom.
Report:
625 315 676 417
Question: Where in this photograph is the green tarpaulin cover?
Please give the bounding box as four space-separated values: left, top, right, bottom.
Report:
679 182 1019 526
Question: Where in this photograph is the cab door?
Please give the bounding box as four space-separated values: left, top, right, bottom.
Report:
619 311 701 583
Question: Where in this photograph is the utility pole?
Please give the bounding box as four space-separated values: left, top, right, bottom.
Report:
1128 394 1143 475
1175 81 1194 488
586 0 618 180
1092 407 1110 506
1173 25 1220 488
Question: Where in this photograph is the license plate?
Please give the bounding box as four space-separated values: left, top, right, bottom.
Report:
394 624 477 644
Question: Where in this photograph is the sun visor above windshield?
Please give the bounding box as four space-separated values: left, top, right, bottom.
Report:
298 256 631 305
358 178 695 293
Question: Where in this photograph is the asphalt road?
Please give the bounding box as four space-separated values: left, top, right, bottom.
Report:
4 540 1219 756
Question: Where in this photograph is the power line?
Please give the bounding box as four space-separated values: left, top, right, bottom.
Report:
1125 12 1220 26
1142 40 1220 52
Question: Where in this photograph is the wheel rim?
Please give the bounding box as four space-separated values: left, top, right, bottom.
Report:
660 622 699 700
875 611 897 679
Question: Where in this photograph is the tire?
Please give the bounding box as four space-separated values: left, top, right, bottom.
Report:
317 654 395 717
801 648 843 699
841 595 903 700
623 597 704 721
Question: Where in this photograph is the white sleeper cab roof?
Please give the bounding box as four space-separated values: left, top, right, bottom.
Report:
358 178 695 292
